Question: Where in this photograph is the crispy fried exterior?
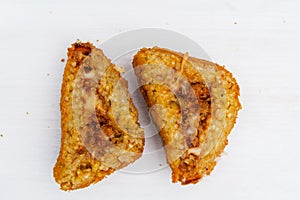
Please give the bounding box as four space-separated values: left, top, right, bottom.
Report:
132 47 241 185
53 42 144 190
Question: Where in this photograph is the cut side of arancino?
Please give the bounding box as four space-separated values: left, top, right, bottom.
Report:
133 47 241 184
53 42 144 190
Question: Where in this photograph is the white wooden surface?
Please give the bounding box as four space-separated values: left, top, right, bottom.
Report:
0 0 300 199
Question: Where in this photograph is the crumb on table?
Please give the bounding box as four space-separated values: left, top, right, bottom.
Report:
47 73 50 76
61 58 65 62
234 22 237 25
96 39 100 42
0 134 3 138
26 112 29 115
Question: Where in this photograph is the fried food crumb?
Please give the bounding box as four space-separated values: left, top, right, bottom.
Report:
26 112 29 115
47 73 50 76
234 22 237 25
61 58 65 62
96 39 100 42
0 134 3 138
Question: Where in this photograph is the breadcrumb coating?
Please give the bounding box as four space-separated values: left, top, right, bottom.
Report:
133 47 241 184
53 42 144 190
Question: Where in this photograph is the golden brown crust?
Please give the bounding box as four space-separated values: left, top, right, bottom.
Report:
53 42 144 190
132 47 241 185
